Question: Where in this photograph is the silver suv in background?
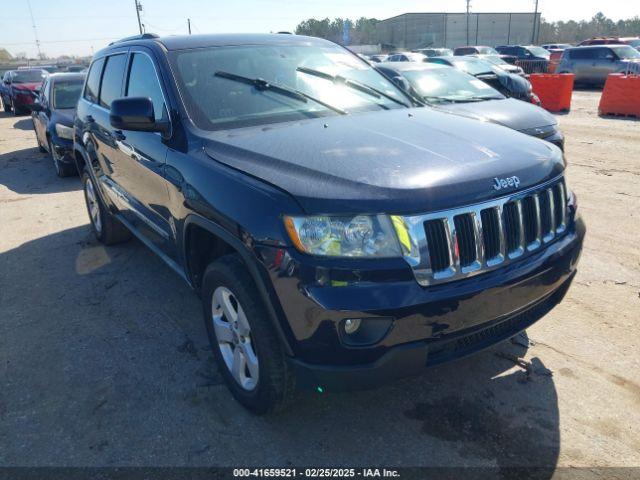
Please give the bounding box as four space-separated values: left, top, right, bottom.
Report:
557 45 640 85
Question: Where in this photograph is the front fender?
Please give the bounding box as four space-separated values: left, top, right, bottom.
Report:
183 214 295 356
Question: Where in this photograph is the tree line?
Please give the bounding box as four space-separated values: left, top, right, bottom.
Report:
295 12 640 46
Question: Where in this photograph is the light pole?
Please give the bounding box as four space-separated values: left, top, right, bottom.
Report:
466 0 471 45
532 0 539 44
134 0 143 34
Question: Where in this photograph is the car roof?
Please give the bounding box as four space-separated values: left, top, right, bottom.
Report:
566 45 617 50
380 61 447 72
47 72 86 82
98 33 334 55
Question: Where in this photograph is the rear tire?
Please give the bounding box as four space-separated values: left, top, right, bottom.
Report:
34 124 47 152
82 169 132 245
202 254 295 414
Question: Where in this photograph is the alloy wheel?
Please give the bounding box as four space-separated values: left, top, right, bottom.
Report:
211 286 259 391
84 176 102 235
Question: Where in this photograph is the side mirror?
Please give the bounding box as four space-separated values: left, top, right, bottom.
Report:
110 97 163 132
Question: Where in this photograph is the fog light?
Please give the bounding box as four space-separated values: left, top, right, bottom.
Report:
344 318 361 335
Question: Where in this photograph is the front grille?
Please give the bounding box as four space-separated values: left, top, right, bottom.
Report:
453 214 477 267
402 177 569 286
424 220 450 272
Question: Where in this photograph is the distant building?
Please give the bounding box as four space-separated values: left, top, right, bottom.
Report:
375 12 542 50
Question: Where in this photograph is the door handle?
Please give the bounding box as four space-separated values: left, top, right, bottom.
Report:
113 130 126 141
86 115 95 124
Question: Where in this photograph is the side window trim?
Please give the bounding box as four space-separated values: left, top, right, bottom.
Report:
83 56 105 104
98 53 128 109
126 49 171 122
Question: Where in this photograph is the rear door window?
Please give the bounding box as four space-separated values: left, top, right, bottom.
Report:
84 58 105 103
569 49 595 60
99 54 127 109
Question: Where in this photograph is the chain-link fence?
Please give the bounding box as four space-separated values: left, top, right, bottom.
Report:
514 59 550 75
625 62 640 76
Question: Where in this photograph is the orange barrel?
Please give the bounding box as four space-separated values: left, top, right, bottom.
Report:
599 74 640 117
529 73 574 112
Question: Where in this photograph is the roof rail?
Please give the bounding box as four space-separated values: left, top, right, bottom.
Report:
109 33 159 46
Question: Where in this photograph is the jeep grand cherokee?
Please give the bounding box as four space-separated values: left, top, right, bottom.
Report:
74 33 585 414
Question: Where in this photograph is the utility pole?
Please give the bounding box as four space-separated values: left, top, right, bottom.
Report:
26 0 42 59
466 0 471 45
134 0 143 34
532 0 539 44
188 18 192 35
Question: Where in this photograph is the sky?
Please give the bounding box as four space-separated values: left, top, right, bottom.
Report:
1 0 637 58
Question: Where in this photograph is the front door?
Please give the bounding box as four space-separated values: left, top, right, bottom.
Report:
110 49 174 258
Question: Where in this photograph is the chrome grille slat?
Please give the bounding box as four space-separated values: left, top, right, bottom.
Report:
492 205 506 266
545 188 556 242
530 193 542 250
515 199 526 256
405 177 569 287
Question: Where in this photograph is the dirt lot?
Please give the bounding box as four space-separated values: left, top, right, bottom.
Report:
0 92 639 473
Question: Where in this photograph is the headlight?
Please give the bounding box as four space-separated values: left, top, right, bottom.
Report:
55 123 73 140
284 214 402 258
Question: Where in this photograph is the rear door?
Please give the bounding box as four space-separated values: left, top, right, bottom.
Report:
567 48 593 81
86 52 130 211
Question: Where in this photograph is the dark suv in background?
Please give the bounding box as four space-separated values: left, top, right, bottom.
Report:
74 33 584 414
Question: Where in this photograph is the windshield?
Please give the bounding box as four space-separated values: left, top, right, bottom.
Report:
478 47 499 55
451 58 495 76
170 43 407 130
612 45 640 59
405 53 427 62
13 70 46 83
402 67 503 103
526 46 551 58
52 80 84 109
482 55 508 66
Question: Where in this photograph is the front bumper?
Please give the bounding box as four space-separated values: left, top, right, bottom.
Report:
542 130 565 151
51 137 75 165
257 214 584 390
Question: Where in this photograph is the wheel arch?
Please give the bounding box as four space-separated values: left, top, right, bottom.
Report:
183 215 294 356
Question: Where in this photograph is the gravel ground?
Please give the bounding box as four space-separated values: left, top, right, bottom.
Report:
0 91 639 472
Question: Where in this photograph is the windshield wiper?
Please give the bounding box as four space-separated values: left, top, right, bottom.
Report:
214 71 347 115
296 67 410 108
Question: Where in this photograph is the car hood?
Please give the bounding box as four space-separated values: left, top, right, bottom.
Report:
202 107 564 214
51 108 75 126
435 98 557 133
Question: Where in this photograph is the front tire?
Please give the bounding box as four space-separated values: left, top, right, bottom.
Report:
49 139 75 177
82 169 131 245
2 96 10 113
202 254 295 414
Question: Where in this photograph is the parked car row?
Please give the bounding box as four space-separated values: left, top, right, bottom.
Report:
371 37 640 86
375 62 563 149
7 33 585 414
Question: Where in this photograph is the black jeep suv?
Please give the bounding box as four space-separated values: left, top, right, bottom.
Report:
74 33 585 414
